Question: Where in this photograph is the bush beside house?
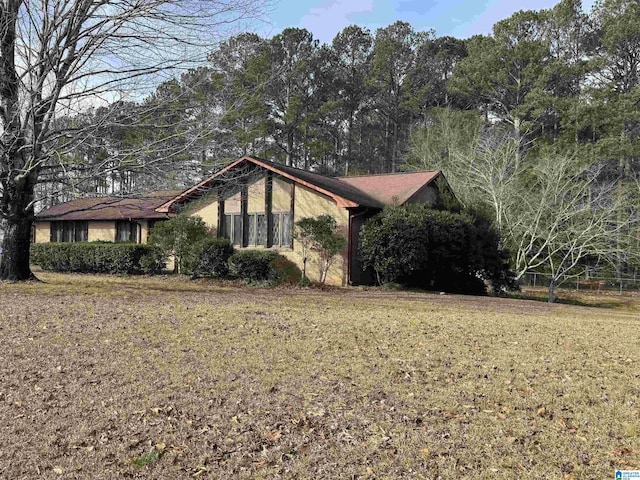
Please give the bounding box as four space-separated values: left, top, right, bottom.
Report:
31 243 165 274
359 205 515 294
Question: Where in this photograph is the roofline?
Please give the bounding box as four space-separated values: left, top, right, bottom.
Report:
404 171 442 204
156 156 360 212
338 170 440 179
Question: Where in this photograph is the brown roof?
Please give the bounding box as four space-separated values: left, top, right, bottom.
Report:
157 156 444 213
338 171 441 205
36 190 183 221
156 156 386 212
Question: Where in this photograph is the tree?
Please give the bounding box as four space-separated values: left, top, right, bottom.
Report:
148 215 210 275
503 155 638 302
294 214 347 285
0 0 269 281
449 10 551 157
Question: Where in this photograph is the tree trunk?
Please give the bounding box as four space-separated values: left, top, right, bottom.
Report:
0 173 37 281
548 279 556 303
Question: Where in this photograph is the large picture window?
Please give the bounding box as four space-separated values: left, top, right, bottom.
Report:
223 211 292 248
223 214 243 246
50 221 88 242
116 220 138 242
269 213 292 247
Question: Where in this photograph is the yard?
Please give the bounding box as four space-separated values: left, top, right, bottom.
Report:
1 274 639 479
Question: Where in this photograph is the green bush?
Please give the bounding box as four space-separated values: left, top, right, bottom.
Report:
229 250 279 282
30 242 165 275
269 254 303 285
359 205 515 294
189 237 235 278
148 215 211 274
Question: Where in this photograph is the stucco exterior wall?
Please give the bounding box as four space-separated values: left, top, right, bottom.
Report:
34 222 50 243
406 184 438 205
188 191 220 231
247 177 265 213
88 221 116 242
278 184 349 286
273 177 292 212
179 176 348 286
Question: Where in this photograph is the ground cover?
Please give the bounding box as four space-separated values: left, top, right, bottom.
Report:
1 273 639 479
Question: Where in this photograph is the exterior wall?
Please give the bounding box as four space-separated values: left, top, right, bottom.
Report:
34 222 51 243
139 220 149 244
273 177 292 212
88 221 116 242
188 191 220 230
277 184 349 286
406 184 438 205
247 177 265 213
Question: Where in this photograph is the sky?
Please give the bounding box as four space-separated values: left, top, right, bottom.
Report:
264 0 597 44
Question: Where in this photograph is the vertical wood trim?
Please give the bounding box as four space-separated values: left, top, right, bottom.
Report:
265 172 273 248
290 182 295 248
241 184 248 247
217 198 225 237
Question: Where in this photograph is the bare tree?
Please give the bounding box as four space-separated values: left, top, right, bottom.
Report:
0 0 268 281
504 156 638 302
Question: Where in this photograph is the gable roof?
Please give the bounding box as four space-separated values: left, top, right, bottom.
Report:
339 171 441 205
36 190 182 221
157 156 443 212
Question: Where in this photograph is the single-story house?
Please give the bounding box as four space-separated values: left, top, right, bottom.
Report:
35 155 457 285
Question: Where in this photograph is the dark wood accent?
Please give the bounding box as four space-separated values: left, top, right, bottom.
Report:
290 182 295 248
241 184 249 247
265 172 273 247
217 198 225 237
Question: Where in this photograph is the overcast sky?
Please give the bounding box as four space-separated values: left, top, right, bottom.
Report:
263 0 597 44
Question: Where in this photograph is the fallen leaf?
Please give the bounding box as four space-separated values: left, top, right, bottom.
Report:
266 430 281 441
155 442 166 452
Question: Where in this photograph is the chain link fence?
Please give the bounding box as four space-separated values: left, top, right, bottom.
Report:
521 272 640 293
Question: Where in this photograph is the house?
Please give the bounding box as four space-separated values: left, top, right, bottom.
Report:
34 156 457 285
34 190 182 244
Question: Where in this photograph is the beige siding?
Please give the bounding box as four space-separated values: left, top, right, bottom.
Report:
34 222 50 243
247 177 265 213
225 192 241 214
88 221 115 242
189 197 219 231
273 177 292 212
406 184 438 205
281 184 349 286
139 220 150 244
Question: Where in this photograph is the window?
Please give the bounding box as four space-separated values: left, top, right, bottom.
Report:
116 220 138 242
281 213 292 247
50 221 88 242
224 212 291 248
224 214 243 246
267 213 292 248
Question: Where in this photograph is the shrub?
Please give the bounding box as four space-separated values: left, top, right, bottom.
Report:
295 215 347 284
269 254 303 285
30 242 165 275
359 205 515 294
148 214 211 274
229 250 278 283
189 237 235 278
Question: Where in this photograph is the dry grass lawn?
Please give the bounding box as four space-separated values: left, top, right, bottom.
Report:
1 273 639 479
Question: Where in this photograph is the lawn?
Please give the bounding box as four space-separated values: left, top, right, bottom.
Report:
1 273 639 479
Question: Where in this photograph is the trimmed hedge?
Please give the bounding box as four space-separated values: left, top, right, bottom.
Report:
31 242 165 274
189 237 235 278
229 250 278 282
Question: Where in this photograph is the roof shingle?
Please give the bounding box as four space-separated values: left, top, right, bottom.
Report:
36 190 182 221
